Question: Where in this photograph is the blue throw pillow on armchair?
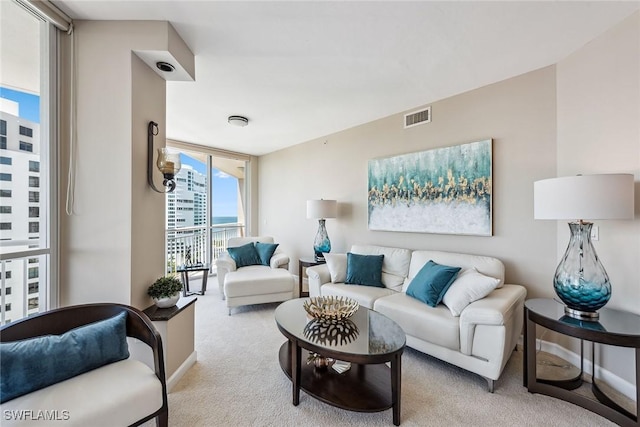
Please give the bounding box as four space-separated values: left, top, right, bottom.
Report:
255 242 279 266
0 311 130 403
406 260 461 307
227 242 262 267
345 253 385 287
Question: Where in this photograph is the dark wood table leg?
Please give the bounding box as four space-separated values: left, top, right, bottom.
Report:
181 271 190 297
200 270 209 294
291 340 301 406
525 309 537 390
391 352 401 426
523 307 528 387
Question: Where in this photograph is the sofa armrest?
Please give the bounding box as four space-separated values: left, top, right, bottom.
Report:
306 264 331 297
270 252 290 270
459 284 527 355
216 253 237 292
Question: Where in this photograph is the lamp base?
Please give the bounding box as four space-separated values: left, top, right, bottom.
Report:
564 306 600 321
314 254 325 262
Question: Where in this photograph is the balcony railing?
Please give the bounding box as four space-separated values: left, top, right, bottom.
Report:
165 223 245 275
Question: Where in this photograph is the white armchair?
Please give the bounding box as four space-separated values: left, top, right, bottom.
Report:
216 236 294 314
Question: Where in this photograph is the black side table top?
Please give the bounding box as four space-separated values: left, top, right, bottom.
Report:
143 296 197 321
525 298 640 345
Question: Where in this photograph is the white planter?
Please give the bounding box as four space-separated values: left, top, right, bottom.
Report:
153 293 180 308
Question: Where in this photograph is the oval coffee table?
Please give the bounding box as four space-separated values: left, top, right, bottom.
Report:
275 298 406 425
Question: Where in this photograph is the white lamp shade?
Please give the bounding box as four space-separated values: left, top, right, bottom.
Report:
534 174 635 220
307 199 337 219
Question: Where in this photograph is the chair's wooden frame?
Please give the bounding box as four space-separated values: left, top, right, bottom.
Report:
0 303 168 427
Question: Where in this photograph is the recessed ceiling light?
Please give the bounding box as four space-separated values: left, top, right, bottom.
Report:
156 61 175 72
228 116 249 127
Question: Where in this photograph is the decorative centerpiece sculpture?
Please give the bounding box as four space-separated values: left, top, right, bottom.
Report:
303 296 359 321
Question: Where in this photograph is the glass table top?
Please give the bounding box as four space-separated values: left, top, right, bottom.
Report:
275 298 406 357
525 298 640 337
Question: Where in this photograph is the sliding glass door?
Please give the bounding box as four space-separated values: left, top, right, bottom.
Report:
165 149 247 274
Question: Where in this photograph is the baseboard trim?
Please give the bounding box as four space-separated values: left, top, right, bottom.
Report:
518 336 636 402
167 351 197 393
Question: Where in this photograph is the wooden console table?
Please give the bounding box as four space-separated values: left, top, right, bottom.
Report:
524 298 640 426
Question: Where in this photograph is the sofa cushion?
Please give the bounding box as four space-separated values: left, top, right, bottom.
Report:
321 283 395 309
255 242 279 266
0 358 163 427
324 253 347 283
374 293 460 351
0 311 129 403
406 250 505 290
224 266 294 298
406 260 461 307
443 268 501 316
351 245 411 291
346 253 384 287
227 242 262 267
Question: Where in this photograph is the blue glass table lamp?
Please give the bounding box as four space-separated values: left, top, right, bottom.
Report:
307 199 338 261
534 174 634 320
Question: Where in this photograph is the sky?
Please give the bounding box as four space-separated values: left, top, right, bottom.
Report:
0 87 40 123
180 154 239 218
1 86 238 219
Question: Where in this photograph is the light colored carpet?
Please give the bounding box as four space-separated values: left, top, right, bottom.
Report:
165 293 616 426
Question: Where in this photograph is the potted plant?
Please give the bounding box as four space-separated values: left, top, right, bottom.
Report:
148 275 183 308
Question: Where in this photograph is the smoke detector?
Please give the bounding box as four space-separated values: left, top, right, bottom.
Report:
228 116 249 127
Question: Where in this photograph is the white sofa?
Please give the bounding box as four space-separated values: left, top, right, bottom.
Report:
216 236 295 314
307 244 527 392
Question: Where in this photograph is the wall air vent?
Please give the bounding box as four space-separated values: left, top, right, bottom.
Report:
404 106 431 129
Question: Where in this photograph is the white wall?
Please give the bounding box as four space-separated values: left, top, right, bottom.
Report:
59 21 194 309
556 11 639 386
259 65 558 295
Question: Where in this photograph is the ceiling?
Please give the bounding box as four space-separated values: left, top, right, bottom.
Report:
52 1 639 156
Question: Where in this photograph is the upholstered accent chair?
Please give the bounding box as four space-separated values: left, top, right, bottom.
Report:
216 236 295 315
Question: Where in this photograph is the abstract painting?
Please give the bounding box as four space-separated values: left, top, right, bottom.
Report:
368 139 492 235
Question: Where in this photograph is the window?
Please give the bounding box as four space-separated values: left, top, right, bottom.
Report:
0 157 11 165
28 257 38 263
0 223 11 230
0 173 11 181
4 287 11 295
19 141 33 152
28 283 38 294
19 126 32 137
2 271 11 279
5 303 11 312
1 0 58 325
0 206 11 214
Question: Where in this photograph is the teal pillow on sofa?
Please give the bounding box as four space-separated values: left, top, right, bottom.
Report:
0 311 130 403
406 260 461 307
255 242 279 266
345 253 385 287
227 242 262 267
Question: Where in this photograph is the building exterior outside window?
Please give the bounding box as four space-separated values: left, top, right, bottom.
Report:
18 126 32 137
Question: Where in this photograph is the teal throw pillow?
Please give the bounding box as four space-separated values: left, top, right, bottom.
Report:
345 253 385 287
227 242 262 267
255 242 279 266
0 311 130 403
406 260 461 307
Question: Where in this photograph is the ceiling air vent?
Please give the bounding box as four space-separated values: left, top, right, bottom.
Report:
404 106 431 129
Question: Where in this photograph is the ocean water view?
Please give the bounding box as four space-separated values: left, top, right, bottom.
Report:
212 216 238 224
